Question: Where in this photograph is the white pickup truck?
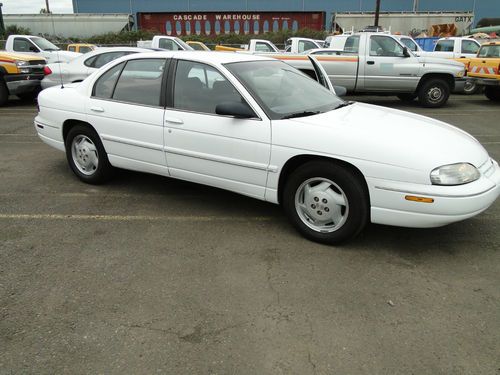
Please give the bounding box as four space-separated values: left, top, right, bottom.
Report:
4 35 81 63
269 32 466 107
137 36 194 51
215 37 322 54
421 37 481 59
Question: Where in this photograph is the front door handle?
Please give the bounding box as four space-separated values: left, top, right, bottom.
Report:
367 61 375 65
164 117 184 125
90 106 104 113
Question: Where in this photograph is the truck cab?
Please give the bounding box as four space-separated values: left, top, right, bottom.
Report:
427 37 480 59
137 36 194 51
284 38 322 53
5 35 81 63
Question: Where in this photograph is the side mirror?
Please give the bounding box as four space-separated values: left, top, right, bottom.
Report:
403 47 411 57
333 85 347 97
215 101 256 119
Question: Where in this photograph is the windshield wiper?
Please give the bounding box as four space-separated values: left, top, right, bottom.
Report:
333 101 355 110
281 110 320 119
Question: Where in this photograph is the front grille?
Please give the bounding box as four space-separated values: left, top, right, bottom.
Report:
27 60 46 74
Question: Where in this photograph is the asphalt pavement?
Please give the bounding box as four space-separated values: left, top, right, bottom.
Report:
0 94 499 374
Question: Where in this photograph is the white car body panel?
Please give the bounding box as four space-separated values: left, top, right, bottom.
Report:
34 51 499 229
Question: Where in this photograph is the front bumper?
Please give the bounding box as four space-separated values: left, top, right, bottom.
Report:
368 158 500 228
5 73 44 95
453 77 467 92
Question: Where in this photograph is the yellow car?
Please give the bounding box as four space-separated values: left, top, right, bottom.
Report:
67 43 97 54
186 41 211 51
467 41 500 101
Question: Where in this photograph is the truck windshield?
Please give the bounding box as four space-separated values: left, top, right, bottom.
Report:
478 45 500 58
225 60 344 120
174 37 194 51
31 37 60 51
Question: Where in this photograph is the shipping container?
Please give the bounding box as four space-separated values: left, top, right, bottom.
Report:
331 11 474 37
137 11 326 37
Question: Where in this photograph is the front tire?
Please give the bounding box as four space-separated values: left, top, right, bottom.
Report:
0 80 8 106
283 161 369 245
418 78 450 108
65 125 112 184
397 93 417 102
485 86 500 102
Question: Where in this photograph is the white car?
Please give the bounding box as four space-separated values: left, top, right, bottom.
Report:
41 47 152 89
34 52 499 244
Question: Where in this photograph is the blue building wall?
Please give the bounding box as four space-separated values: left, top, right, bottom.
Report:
72 0 498 28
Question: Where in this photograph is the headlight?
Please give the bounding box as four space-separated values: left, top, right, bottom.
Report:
430 163 480 185
15 60 30 74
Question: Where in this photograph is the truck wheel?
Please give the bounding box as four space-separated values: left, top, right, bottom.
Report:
0 80 8 106
282 160 369 245
418 78 450 108
17 91 39 101
462 80 479 95
65 125 112 184
397 93 417 102
485 87 500 102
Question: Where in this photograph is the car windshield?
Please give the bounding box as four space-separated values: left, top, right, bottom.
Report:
31 37 60 51
225 60 344 120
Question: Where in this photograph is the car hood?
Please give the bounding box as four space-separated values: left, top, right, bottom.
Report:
416 54 464 67
273 102 488 177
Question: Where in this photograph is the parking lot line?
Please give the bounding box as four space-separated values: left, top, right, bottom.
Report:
0 213 274 221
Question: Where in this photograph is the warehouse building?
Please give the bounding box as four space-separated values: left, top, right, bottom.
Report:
71 0 498 32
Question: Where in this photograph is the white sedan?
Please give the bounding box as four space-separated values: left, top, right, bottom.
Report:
41 47 151 89
34 51 499 244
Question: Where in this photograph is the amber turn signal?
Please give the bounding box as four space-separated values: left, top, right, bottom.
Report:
405 195 434 203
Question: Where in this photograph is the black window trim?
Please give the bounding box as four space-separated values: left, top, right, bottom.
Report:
168 58 262 121
91 57 171 109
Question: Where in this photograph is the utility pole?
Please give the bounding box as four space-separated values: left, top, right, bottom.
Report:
0 3 4 37
45 0 50 13
374 0 381 26
413 0 419 12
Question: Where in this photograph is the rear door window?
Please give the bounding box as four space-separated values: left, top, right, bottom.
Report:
112 59 167 107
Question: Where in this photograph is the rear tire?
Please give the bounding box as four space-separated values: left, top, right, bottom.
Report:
65 125 112 184
418 78 450 108
282 160 369 245
0 80 8 106
485 86 500 102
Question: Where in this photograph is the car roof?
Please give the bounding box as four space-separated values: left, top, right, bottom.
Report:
122 51 277 64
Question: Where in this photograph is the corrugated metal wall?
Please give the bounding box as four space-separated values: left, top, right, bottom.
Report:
72 0 498 28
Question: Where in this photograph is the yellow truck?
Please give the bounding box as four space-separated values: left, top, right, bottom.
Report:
466 41 500 101
0 52 46 105
67 43 97 54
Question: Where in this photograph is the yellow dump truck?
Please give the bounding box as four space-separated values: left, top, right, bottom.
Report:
0 51 46 105
466 41 500 101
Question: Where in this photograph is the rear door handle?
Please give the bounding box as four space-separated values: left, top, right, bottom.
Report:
164 117 184 125
367 61 375 65
90 106 104 113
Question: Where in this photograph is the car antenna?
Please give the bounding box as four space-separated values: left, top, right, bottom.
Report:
48 9 64 88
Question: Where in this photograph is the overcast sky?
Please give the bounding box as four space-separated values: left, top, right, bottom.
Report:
1 0 73 14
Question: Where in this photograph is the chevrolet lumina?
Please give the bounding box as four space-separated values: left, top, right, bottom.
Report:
34 52 500 244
